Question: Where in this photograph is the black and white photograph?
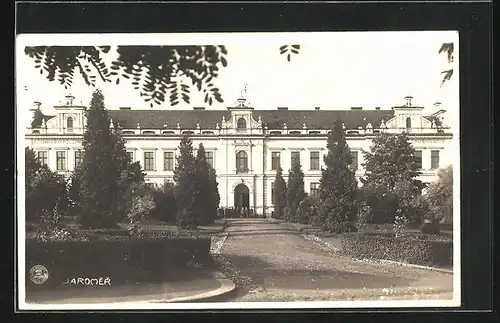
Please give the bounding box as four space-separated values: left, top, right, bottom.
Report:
16 31 460 310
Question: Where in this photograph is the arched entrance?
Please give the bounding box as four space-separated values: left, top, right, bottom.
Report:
234 183 250 211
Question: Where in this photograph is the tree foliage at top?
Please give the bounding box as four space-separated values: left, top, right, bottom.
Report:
76 89 132 228
286 157 306 221
361 132 425 224
24 44 300 107
319 120 359 233
24 45 227 107
272 166 287 219
173 135 198 229
439 42 454 87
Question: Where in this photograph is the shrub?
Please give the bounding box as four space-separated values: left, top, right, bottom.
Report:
296 194 320 225
25 234 211 290
127 194 155 236
420 221 441 235
424 165 453 224
341 232 452 267
151 181 177 223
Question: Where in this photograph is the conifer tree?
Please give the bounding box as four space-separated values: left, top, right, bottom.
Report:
194 143 213 225
173 135 198 229
272 166 287 219
286 158 306 222
319 119 359 233
77 89 128 228
208 165 221 219
361 132 425 224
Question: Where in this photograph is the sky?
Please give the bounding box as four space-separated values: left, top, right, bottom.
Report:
16 31 459 127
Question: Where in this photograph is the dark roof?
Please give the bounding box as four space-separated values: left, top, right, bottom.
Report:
32 109 395 130
108 109 394 129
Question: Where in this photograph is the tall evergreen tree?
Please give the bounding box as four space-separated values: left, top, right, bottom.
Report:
319 119 359 233
272 166 287 219
77 89 128 228
286 158 306 221
194 143 213 225
173 135 198 229
208 165 221 219
361 132 425 224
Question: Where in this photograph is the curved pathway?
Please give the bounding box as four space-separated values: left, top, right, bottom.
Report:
219 219 454 302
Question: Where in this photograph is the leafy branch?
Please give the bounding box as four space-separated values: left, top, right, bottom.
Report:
438 42 454 87
279 45 300 62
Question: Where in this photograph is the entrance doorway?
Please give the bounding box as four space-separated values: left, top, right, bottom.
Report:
234 183 250 211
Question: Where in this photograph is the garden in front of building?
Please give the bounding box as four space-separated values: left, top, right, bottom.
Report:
270 120 454 270
24 90 224 295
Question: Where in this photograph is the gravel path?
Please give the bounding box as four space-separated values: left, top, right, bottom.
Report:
217 219 454 302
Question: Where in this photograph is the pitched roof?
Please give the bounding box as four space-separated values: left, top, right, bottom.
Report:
108 109 394 130
32 109 395 130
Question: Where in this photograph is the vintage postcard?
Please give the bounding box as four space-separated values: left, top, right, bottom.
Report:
16 31 461 310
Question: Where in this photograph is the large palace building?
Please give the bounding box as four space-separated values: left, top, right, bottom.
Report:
25 94 453 216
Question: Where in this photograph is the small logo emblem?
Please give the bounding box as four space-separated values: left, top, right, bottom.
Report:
29 265 49 284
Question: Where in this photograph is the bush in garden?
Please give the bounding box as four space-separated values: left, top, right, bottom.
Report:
296 194 320 225
393 215 410 238
26 164 70 223
420 221 441 235
127 194 155 236
151 180 177 223
424 165 453 224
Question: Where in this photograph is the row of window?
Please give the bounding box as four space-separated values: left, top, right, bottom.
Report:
36 149 439 173
271 182 321 203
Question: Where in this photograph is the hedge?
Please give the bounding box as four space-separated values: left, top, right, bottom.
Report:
25 234 211 291
340 232 453 267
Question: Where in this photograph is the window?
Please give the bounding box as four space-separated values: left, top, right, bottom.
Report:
182 131 195 135
347 131 359 135
309 131 321 135
350 151 359 171
126 151 134 162
67 117 73 131
142 131 155 135
144 151 155 171
37 151 48 165
56 151 66 171
291 151 300 166
310 183 320 196
270 131 282 135
310 151 320 170
74 150 83 169
162 131 175 135
122 131 135 134
414 150 422 169
289 131 301 135
271 151 281 170
236 151 248 173
237 117 247 129
431 150 440 169
271 182 275 204
406 117 412 129
163 151 174 171
205 151 214 168
202 131 214 135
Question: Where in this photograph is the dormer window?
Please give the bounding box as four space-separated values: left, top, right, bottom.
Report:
67 117 74 132
237 117 247 129
406 117 412 129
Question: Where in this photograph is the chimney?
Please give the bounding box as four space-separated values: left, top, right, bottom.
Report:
119 107 131 110
375 107 380 111
404 95 413 107
277 107 288 110
314 106 320 110
193 107 205 110
351 107 363 110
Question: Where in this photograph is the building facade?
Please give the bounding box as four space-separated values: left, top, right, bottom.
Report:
25 94 453 217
